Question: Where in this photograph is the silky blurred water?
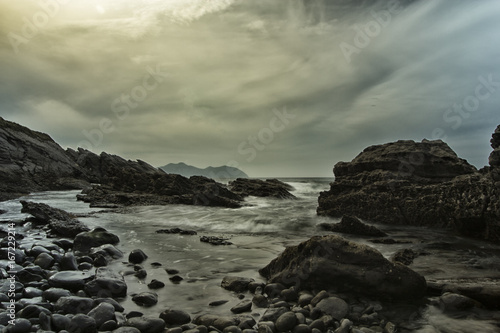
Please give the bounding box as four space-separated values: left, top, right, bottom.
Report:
1 178 499 331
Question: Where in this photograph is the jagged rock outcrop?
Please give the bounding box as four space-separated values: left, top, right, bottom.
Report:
229 178 295 199
489 125 500 184
259 235 427 300
0 117 89 200
77 174 243 208
0 117 243 208
20 201 90 237
317 132 500 241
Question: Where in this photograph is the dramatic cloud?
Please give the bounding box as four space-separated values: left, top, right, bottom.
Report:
1 0 499 177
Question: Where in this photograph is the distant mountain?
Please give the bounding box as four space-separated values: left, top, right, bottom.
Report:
160 162 248 179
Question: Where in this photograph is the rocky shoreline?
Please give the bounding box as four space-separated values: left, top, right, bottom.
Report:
2 202 500 333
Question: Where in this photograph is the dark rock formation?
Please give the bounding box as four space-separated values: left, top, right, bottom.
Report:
427 278 500 309
200 235 233 246
318 133 500 242
0 117 89 200
20 201 90 237
317 215 387 237
259 235 427 301
77 174 243 208
229 178 295 199
0 117 243 209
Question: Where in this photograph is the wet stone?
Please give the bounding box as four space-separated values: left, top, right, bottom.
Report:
231 300 252 314
221 276 254 293
275 311 297 332
48 270 94 291
55 296 95 315
160 309 192 326
126 316 166 333
132 292 158 307
87 302 116 327
147 279 165 289
67 314 97 333
315 297 349 321
128 249 148 264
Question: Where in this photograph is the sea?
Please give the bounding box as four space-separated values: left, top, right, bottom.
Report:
1 178 499 332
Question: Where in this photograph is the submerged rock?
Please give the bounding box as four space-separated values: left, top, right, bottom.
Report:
259 235 426 300
317 134 500 242
221 276 254 293
318 215 387 237
200 235 233 246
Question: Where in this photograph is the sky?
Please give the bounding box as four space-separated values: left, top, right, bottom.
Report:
1 0 500 177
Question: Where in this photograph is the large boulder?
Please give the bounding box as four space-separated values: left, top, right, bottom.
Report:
73 227 120 253
317 135 500 242
229 178 295 199
259 235 426 301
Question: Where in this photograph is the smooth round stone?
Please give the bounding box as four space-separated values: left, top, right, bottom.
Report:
4 318 32 333
100 319 118 331
293 324 311 333
67 314 97 333
126 311 144 319
34 252 55 269
17 304 51 319
60 253 79 271
112 327 142 333
48 270 94 291
160 309 191 325
78 262 93 271
51 313 71 331
95 298 125 312
42 287 72 302
275 312 297 332
126 317 165 333
88 302 116 327
55 296 95 315
30 245 51 257
128 249 148 264
223 326 242 333
132 292 158 307
23 287 43 298
315 297 349 321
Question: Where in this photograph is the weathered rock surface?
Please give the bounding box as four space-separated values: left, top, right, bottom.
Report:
73 227 120 253
0 117 243 209
20 200 90 237
259 235 427 300
317 134 500 242
70 149 244 208
318 215 387 237
229 178 295 199
426 278 500 309
0 117 90 200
